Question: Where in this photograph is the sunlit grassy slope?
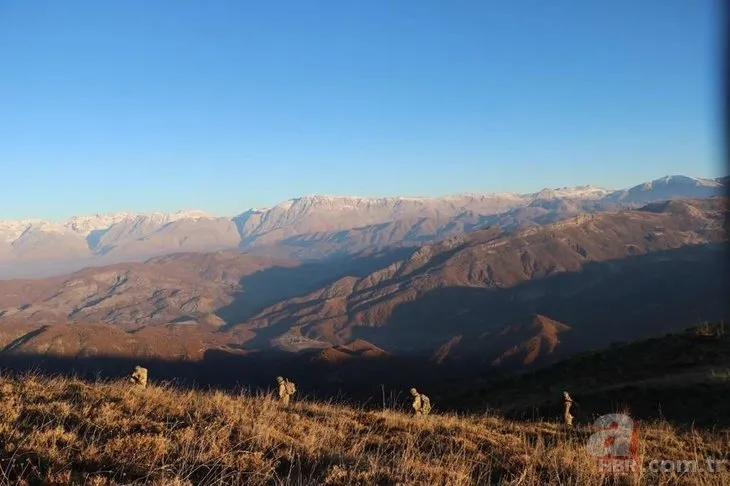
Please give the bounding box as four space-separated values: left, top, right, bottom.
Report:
0 373 728 485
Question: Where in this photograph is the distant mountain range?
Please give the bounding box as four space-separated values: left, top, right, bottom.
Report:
0 174 725 279
1 197 725 367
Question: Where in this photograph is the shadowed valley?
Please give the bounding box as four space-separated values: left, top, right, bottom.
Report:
0 197 726 413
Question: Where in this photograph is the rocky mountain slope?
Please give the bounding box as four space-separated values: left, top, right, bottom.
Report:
236 197 727 356
0 245 415 331
430 314 574 368
1 175 725 278
0 252 299 329
0 198 725 379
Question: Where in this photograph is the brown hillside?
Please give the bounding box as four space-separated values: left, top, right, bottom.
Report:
0 198 726 373
429 314 573 369
0 251 299 329
492 314 572 367
239 198 727 354
0 318 232 361
2 373 728 485
451 323 730 428
303 339 390 365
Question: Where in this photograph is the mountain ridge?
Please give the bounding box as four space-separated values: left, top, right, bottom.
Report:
0 197 725 385
8 174 720 227
235 197 726 354
1 174 725 279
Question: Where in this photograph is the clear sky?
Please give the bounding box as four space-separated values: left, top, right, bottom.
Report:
0 0 723 220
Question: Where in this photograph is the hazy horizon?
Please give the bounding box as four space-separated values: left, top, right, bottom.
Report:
0 171 725 222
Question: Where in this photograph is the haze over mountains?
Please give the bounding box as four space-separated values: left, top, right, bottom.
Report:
0 196 725 384
236 197 726 356
1 174 725 279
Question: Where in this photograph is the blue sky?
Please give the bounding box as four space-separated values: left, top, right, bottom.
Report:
0 0 722 220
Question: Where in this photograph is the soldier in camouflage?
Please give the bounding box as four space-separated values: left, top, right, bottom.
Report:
276 376 296 405
563 391 574 426
130 365 148 388
410 387 431 416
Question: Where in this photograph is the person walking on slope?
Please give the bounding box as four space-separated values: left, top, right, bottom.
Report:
276 376 296 405
563 391 574 426
410 387 431 416
130 365 148 388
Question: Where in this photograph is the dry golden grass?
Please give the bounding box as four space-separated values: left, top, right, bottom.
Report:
0 372 728 485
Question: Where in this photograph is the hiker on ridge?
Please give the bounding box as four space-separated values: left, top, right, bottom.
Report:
410 387 431 416
276 376 296 405
563 391 574 426
130 365 148 388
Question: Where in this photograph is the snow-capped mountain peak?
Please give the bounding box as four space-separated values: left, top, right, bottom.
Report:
60 210 212 237
648 175 721 188
0 210 214 242
0 219 44 242
65 212 139 237
264 185 611 212
0 174 725 279
533 185 612 200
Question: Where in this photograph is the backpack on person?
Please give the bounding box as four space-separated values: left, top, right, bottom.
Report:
285 380 296 395
420 394 431 415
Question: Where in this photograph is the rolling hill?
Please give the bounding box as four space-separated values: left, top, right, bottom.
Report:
452 322 730 428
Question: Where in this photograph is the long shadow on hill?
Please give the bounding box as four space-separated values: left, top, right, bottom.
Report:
0 349 486 413
216 246 415 327
2 337 729 428
1 243 727 428
349 242 728 353
2 326 50 352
